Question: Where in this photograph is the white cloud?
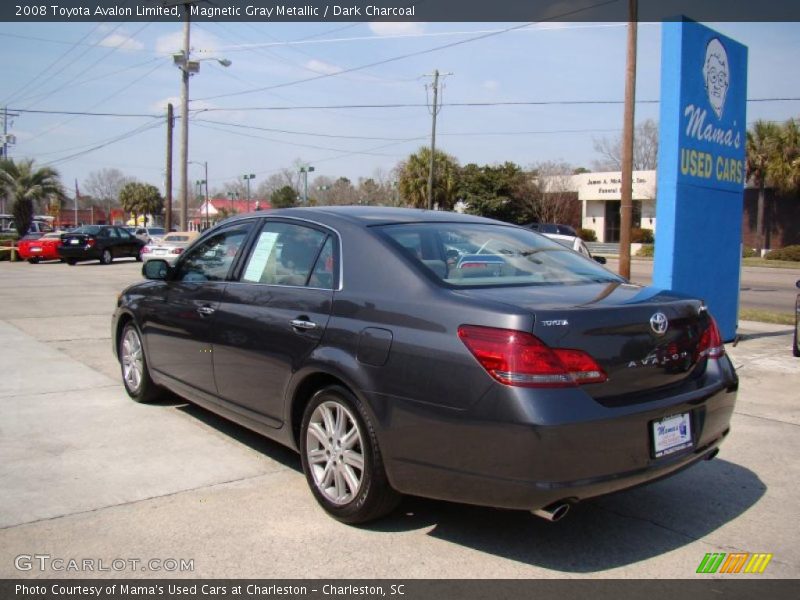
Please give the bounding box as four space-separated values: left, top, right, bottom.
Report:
482 80 500 91
98 33 144 51
155 29 221 56
304 59 343 75
368 22 426 37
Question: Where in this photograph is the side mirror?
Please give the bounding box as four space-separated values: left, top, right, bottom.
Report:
594 256 607 265
143 259 170 280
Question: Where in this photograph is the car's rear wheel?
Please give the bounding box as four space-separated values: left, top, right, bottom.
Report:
793 304 800 357
27 258 39 264
120 323 160 403
300 386 400 524
100 249 113 265
66 259 77 266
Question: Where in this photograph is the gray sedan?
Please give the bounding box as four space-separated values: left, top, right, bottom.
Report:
112 207 738 524
141 231 199 265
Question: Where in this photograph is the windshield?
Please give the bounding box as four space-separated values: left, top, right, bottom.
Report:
70 226 102 235
378 223 621 287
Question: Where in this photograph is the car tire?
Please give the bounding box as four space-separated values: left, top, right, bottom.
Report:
100 249 113 265
119 323 160 403
300 385 401 524
27 258 39 264
793 305 800 357
136 247 144 262
66 259 77 266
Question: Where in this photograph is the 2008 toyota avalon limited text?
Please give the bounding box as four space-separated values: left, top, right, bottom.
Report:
112 207 737 523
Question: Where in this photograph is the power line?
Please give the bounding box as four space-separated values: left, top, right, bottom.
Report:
196 0 621 102
9 108 162 117
42 120 163 167
193 118 420 141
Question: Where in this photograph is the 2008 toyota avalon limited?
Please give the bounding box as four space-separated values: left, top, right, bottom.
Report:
112 207 738 524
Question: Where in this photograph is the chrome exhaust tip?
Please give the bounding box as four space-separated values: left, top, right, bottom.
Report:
531 501 570 522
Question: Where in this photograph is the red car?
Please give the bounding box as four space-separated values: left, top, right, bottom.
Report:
17 232 63 263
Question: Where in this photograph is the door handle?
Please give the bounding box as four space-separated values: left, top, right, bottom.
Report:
197 305 216 317
290 318 318 331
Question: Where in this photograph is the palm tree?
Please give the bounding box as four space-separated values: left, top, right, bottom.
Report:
0 158 65 237
745 121 780 252
772 118 800 195
397 147 460 210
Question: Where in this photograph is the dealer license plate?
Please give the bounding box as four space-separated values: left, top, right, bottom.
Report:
652 412 692 458
31 247 42 252
70 239 79 245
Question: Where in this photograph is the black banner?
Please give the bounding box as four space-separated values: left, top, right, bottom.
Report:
1 580 799 600
3 0 800 23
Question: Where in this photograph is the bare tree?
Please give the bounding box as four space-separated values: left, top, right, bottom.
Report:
526 161 579 224
593 119 659 171
83 168 131 223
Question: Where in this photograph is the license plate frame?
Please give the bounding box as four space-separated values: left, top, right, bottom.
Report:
651 412 693 458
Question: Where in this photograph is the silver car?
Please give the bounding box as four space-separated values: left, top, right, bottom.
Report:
141 231 199 265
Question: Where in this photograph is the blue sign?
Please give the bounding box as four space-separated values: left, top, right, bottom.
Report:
654 20 748 341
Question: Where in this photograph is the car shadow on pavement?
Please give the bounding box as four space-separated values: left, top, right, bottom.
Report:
369 458 765 573
735 329 794 342
176 402 302 472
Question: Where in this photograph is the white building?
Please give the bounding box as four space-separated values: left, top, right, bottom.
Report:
574 170 656 243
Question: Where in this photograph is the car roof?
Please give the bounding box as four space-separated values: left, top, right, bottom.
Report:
222 206 509 228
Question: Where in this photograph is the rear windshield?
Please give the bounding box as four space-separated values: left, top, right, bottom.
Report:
163 234 191 242
149 228 165 235
378 223 621 287
70 226 102 235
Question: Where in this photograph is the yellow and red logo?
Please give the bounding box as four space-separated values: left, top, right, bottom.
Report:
696 552 773 574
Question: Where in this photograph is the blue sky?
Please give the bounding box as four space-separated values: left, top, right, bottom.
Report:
1 20 798 196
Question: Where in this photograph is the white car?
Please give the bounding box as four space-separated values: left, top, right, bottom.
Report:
141 231 199 265
542 233 607 264
131 227 166 244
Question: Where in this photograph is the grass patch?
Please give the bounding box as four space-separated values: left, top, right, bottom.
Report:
739 308 795 326
742 258 800 269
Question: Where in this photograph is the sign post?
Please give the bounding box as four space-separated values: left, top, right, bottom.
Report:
654 19 748 341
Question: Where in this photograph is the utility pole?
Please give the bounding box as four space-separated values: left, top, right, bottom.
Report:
165 103 174 232
426 70 439 211
424 70 451 211
619 0 638 280
2 106 19 160
178 9 190 231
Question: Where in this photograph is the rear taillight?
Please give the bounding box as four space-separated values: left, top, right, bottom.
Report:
142 246 151 254
171 248 183 255
696 316 725 360
458 325 607 388
86 238 95 248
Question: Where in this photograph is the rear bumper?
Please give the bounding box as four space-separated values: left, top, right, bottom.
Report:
58 247 100 261
378 357 738 511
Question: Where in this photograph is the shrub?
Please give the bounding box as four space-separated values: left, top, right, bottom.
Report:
636 244 654 257
765 245 800 262
631 228 654 244
742 246 759 258
578 228 597 242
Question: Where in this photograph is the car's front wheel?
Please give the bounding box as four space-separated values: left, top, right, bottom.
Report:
300 386 400 524
119 323 160 403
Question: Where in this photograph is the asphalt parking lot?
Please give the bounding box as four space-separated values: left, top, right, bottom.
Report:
0 258 798 579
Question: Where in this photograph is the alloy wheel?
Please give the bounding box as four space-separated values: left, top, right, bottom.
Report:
305 400 365 505
121 328 144 393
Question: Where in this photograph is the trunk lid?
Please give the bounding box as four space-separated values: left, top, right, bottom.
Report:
454 282 713 403
61 233 93 247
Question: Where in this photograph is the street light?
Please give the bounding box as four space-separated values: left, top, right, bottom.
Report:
190 160 208 230
242 173 255 212
173 28 231 231
299 165 315 204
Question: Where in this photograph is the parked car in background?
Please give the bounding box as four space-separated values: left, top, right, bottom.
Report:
58 225 145 265
141 231 199 265
794 280 800 357
1 218 54 237
526 222 579 236
132 227 166 244
542 232 607 264
113 207 737 525
17 232 63 263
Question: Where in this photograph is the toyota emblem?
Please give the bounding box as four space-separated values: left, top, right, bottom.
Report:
650 312 669 336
